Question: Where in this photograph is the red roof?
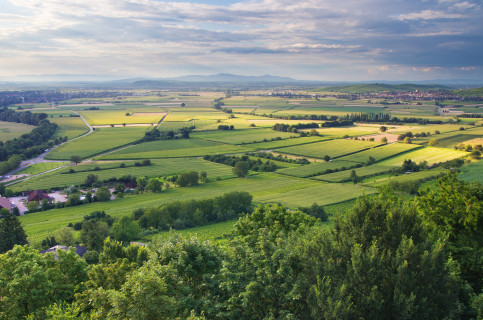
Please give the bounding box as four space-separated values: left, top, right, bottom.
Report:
27 190 50 203
0 197 13 211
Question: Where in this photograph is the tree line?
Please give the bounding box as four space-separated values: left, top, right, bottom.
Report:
203 154 278 172
0 172 480 319
0 107 48 125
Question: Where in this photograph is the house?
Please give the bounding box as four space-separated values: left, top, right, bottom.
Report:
39 245 87 259
0 196 13 212
27 190 51 203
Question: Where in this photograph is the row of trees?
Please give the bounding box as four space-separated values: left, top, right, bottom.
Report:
0 172 480 319
0 120 58 162
272 122 319 132
135 191 253 230
203 154 278 173
0 107 48 125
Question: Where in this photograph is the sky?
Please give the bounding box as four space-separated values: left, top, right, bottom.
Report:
0 0 482 82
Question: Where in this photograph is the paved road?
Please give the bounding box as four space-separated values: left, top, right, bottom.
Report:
1 112 94 184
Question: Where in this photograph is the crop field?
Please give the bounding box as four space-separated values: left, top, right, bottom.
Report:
248 136 329 150
50 117 89 139
313 165 395 182
458 160 483 183
277 160 358 177
20 172 361 243
98 138 254 159
338 143 422 163
378 147 467 166
277 139 379 159
390 124 472 135
364 169 446 187
10 158 236 191
77 110 165 125
255 182 377 207
0 120 35 142
158 119 217 131
15 162 68 176
144 219 237 243
163 111 227 122
45 127 149 160
275 104 386 117
191 128 298 144
426 134 482 147
315 125 380 137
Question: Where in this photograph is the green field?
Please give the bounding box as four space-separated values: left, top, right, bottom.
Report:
143 219 237 242
98 138 254 159
277 139 379 159
313 165 395 182
19 172 372 244
0 120 35 142
277 160 358 177
364 169 446 187
45 127 148 160
338 143 421 163
378 147 467 166
15 162 68 176
10 159 236 191
255 181 377 207
458 160 483 183
191 128 298 145
50 117 89 139
78 110 165 125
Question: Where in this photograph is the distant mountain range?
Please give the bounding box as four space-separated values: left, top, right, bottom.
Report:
0 73 481 89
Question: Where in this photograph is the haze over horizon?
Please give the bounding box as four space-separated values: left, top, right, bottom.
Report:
0 0 482 82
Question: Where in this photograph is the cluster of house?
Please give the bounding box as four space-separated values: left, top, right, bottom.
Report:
0 190 52 214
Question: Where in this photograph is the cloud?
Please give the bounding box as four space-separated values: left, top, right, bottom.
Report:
0 0 481 81
394 10 464 20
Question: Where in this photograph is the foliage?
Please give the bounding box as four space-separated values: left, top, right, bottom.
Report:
111 216 140 243
232 161 249 177
0 209 28 253
296 190 462 319
137 191 253 231
80 220 110 251
418 172 483 293
204 154 277 172
176 171 199 187
94 186 111 202
0 246 87 319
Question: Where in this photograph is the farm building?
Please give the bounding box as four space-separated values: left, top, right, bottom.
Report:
0 196 13 212
27 190 51 203
39 245 87 259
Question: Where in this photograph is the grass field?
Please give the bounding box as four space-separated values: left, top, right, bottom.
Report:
78 110 165 125
19 172 372 244
338 143 422 163
50 117 89 139
10 159 236 191
458 160 483 183
248 136 329 150
364 169 446 187
98 138 254 159
378 147 467 166
313 165 395 182
277 160 358 177
143 219 237 242
191 128 298 145
15 162 68 176
45 127 148 160
277 139 379 159
255 181 377 207
0 120 35 142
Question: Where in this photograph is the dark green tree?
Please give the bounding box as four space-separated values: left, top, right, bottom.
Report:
296 190 462 319
85 174 98 187
70 155 81 165
111 216 140 243
233 161 249 178
417 172 483 293
0 208 28 253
